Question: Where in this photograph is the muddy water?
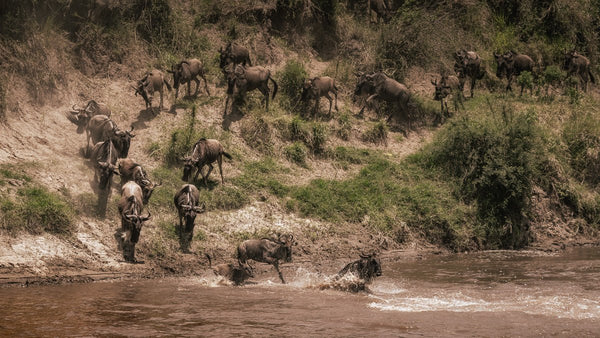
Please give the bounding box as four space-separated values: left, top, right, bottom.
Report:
1 248 599 337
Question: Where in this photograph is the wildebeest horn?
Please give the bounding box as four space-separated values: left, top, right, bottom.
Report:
194 202 206 212
142 210 151 221
154 180 163 188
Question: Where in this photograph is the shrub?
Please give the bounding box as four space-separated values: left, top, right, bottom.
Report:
1 186 74 235
240 115 273 154
309 123 328 154
337 112 352 140
362 121 388 145
424 109 548 249
285 142 308 167
516 71 533 95
562 111 600 186
278 60 308 109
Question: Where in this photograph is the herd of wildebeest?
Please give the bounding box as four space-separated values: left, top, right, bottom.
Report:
65 40 594 286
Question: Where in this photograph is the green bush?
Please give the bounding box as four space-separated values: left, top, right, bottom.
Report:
516 71 533 95
285 142 309 167
240 115 273 154
309 123 328 154
1 187 74 235
337 112 352 140
423 109 548 249
278 60 308 109
289 117 310 142
362 121 388 145
562 111 600 186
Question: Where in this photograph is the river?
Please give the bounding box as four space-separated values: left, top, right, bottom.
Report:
1 247 599 337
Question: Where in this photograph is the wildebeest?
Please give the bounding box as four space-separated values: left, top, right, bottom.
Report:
118 181 151 262
453 49 484 98
354 72 411 126
563 50 596 91
224 65 278 112
301 76 339 116
494 51 534 95
206 254 254 286
168 58 210 98
237 234 296 284
182 138 232 186
133 69 172 111
336 254 382 283
118 158 161 205
174 184 205 251
431 74 464 120
90 139 119 190
219 42 252 72
85 115 135 158
66 100 112 134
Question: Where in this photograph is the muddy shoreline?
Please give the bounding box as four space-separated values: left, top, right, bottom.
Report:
2 241 598 288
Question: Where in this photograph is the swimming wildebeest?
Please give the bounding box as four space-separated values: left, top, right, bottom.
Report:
336 254 382 283
118 181 151 262
182 138 232 186
354 72 412 127
219 42 252 72
301 76 339 116
237 234 296 284
224 65 278 113
168 58 210 98
494 51 535 95
85 115 135 158
431 74 464 120
133 69 172 111
90 139 119 190
206 254 254 286
118 158 161 205
66 100 111 134
453 49 484 98
174 184 205 251
563 50 596 91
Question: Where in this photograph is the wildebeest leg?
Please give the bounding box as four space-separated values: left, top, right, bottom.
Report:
314 98 320 117
470 76 475 98
259 85 270 111
325 93 333 115
201 73 210 96
217 154 224 184
192 77 200 96
204 163 214 187
334 90 339 111
224 95 231 114
193 164 204 183
273 261 285 284
159 89 164 112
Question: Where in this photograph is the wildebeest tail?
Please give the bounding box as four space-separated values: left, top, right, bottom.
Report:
589 70 596 84
164 78 172 92
269 76 278 99
222 151 232 160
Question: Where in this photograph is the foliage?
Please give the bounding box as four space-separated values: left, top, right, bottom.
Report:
516 71 533 95
278 60 308 110
423 109 549 248
0 186 74 235
362 121 388 145
336 112 352 140
240 115 274 155
285 142 309 167
562 110 600 186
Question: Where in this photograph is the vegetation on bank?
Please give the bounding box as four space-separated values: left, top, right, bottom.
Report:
1 0 600 253
0 165 75 235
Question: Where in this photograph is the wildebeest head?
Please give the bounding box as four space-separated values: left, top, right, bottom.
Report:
113 126 135 158
277 234 296 263
97 161 119 190
353 72 375 101
124 210 151 243
181 201 206 224
360 254 382 281
494 52 514 79
181 157 195 182
219 44 231 69
168 61 190 98
140 179 162 205
133 80 151 108
67 106 91 134
431 78 451 101
301 78 314 101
